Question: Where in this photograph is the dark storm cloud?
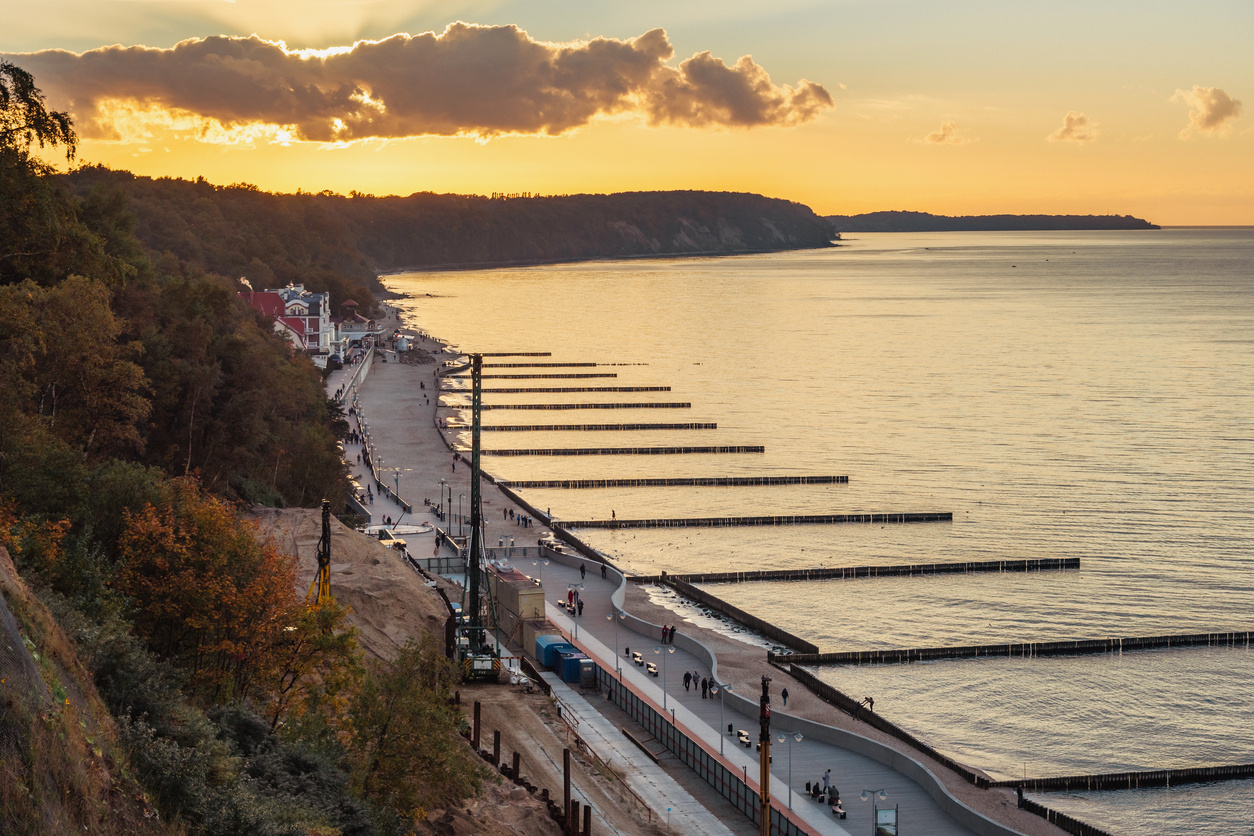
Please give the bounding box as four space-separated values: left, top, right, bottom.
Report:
13 24 833 141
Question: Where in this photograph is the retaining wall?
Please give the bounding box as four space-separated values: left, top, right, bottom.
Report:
664 577 820 655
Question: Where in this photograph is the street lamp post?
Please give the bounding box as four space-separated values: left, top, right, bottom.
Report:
710 682 733 755
607 610 623 676
652 645 675 710
532 557 549 588
438 478 447 518
861 788 888 829
776 731 804 808
568 583 584 640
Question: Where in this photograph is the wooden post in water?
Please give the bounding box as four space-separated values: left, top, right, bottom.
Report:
472 701 481 750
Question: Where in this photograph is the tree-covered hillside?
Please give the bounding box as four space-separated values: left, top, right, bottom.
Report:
2 61 486 836
62 167 836 308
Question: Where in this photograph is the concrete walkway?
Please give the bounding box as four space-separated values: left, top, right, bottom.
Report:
538 557 980 836
539 671 741 836
336 356 994 836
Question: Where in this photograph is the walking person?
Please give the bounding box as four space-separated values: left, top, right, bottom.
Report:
822 769 831 793
601 564 607 579
701 677 709 699
782 687 789 707
580 563 586 579
669 625 677 644
684 671 692 691
577 598 584 617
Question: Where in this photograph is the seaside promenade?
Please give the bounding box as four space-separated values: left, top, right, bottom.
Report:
323 339 1045 836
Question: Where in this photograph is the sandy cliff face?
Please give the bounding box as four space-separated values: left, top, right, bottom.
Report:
0 547 168 835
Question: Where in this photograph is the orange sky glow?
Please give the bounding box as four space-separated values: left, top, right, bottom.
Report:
6 1 1251 224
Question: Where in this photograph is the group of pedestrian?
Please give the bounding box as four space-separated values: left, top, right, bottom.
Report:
661 624 677 643
681 669 713 698
503 508 535 528
566 587 584 617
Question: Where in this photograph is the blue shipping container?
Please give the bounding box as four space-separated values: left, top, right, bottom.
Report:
536 635 574 668
561 652 588 683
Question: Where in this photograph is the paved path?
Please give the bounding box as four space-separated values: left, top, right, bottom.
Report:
540 557 976 836
539 670 742 836
338 356 990 836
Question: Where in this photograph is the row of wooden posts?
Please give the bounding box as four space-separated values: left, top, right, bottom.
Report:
461 694 594 836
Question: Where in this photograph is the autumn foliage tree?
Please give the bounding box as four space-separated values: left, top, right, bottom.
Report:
114 479 300 702
348 636 485 821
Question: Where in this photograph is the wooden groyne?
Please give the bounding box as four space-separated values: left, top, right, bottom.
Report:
991 763 1254 793
447 373 618 379
1016 798 1114 836
483 362 597 368
481 423 717 432
559 511 952 530
501 475 849 489
777 630 1254 666
483 445 764 457
631 557 1080 585
664 577 820 654
480 402 691 410
478 387 672 393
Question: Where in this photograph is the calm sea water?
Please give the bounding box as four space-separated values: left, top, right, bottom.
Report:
391 229 1254 835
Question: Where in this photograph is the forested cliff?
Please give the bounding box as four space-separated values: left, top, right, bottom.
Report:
826 210 1159 232
62 167 836 304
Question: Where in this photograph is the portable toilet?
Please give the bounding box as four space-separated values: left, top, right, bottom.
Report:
578 658 596 687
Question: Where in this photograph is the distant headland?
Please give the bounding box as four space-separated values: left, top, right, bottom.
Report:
826 210 1160 232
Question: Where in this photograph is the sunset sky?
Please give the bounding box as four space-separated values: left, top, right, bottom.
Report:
4 0 1251 224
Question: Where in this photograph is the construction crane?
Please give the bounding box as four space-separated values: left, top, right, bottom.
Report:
447 353 500 680
306 499 333 605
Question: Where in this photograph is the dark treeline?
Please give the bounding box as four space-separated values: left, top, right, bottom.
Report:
2 62 483 836
61 166 836 305
826 209 1159 232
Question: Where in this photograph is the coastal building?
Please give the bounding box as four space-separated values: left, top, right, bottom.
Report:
239 283 337 366
332 299 383 349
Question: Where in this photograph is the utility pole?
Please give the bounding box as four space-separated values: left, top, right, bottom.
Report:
468 353 483 649
759 675 771 836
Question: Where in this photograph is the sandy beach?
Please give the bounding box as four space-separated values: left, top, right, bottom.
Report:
343 306 1066 836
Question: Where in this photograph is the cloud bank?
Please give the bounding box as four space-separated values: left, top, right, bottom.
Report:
1048 111 1096 142
1172 85 1242 137
13 24 833 142
922 120 973 145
